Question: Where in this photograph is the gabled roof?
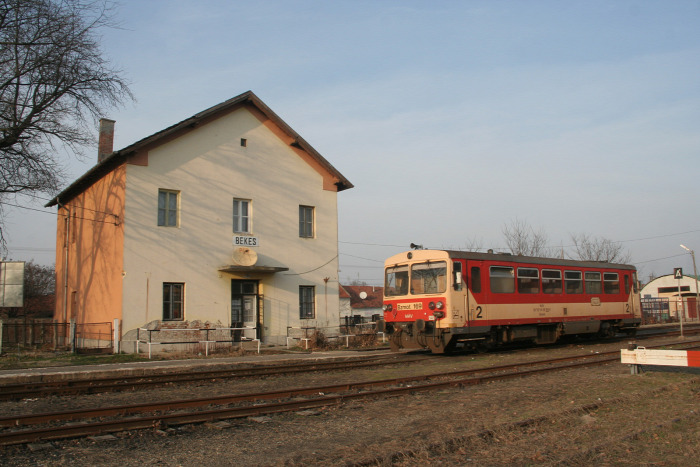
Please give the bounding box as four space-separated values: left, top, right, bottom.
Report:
341 285 384 309
46 90 353 207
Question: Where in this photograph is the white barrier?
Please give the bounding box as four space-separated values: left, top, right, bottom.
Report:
137 327 259 358
620 346 700 374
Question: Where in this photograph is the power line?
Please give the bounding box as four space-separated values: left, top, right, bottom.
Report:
339 252 384 263
635 253 687 265
341 227 700 255
0 200 120 226
339 240 405 248
3 192 123 219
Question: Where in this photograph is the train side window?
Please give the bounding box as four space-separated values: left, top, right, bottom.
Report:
604 272 620 294
542 269 562 294
564 271 583 294
490 266 514 293
517 267 539 293
585 272 602 294
453 261 463 291
471 266 482 293
624 274 631 295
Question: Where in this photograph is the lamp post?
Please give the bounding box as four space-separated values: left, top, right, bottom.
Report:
680 245 700 321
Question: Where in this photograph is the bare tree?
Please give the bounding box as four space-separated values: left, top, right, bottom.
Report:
0 0 132 247
461 236 484 252
502 218 552 257
24 260 54 297
569 233 631 264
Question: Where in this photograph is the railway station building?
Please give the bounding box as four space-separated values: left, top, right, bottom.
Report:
46 91 353 352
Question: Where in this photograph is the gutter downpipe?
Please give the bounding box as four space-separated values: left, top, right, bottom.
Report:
58 200 70 327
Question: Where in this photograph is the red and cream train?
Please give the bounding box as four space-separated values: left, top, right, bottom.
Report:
378 249 641 353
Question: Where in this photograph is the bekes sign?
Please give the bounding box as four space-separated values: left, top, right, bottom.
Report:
233 236 258 247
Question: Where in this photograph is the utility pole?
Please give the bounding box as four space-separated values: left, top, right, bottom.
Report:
680 245 700 319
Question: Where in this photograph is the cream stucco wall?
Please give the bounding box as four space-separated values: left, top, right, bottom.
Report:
120 107 341 344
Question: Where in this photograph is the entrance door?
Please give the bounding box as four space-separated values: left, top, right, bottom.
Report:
466 261 485 325
231 280 259 341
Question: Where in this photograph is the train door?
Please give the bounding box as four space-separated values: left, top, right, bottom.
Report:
451 260 467 324
466 261 486 325
231 280 259 341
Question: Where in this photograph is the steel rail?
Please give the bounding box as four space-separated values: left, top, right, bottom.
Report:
2 340 699 446
0 354 430 401
3 327 695 401
3 339 699 430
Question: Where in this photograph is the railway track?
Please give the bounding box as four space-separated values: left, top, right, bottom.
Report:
0 353 432 400
2 338 699 447
3 326 697 401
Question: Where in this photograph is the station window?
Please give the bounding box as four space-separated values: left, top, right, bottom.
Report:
299 205 314 238
564 271 583 294
233 198 251 233
517 268 539 294
163 282 184 321
299 286 315 319
542 269 562 294
585 272 602 294
490 266 514 294
604 272 620 294
158 189 179 227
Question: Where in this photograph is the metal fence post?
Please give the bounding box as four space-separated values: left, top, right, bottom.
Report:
0 319 3 354
69 319 76 353
113 318 120 354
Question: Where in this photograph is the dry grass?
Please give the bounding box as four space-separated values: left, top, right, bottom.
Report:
2 337 699 466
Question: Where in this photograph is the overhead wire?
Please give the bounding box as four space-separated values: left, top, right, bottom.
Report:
0 200 120 226
5 197 698 269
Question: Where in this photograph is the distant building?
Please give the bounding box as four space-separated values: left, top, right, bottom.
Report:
640 274 699 320
339 285 383 322
46 91 353 351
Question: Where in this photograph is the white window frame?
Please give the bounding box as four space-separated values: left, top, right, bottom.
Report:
299 205 314 238
158 189 179 227
233 198 251 233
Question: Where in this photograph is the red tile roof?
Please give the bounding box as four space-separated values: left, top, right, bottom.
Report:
340 285 384 309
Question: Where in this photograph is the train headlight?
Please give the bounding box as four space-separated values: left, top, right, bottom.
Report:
382 304 393 312
436 301 444 310
428 301 436 310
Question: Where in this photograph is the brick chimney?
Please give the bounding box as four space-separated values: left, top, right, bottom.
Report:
98 118 115 163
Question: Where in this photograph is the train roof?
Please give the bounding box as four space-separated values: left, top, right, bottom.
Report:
386 250 636 271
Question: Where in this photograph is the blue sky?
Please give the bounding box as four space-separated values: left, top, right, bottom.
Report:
4 0 700 285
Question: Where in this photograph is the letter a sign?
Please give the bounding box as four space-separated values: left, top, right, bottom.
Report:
674 268 683 279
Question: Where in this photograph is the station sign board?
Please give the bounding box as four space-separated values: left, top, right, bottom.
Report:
233 236 258 247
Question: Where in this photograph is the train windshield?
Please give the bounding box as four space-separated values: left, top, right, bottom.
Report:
410 261 447 294
385 265 409 296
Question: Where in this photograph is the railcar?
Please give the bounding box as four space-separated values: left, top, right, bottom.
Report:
377 250 641 354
